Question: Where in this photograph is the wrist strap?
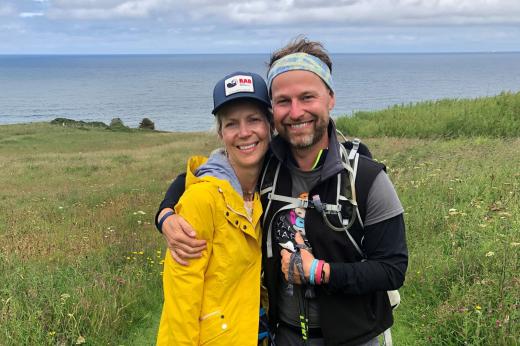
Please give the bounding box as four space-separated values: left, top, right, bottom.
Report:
158 210 174 232
309 259 319 285
315 260 325 285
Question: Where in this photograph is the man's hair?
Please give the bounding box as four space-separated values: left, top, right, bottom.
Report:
268 36 332 72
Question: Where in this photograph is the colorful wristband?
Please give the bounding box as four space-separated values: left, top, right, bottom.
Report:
315 260 325 285
309 259 319 285
158 210 174 232
321 263 327 284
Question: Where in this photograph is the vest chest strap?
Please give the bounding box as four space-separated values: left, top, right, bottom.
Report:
266 192 342 213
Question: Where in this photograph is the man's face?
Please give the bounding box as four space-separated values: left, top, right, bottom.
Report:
270 70 335 150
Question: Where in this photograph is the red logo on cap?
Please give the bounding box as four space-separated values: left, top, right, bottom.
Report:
239 78 252 84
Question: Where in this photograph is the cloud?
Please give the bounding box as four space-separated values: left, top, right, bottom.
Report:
2 0 520 53
48 0 175 19
180 0 520 26
20 12 45 18
0 4 15 16
27 0 520 25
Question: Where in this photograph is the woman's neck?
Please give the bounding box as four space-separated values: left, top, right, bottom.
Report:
238 167 259 195
231 164 261 200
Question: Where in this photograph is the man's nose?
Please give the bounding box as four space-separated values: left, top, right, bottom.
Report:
289 99 304 119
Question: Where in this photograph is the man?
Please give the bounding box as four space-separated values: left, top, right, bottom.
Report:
156 37 408 346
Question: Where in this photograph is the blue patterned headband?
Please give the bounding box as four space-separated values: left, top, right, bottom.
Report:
267 52 334 96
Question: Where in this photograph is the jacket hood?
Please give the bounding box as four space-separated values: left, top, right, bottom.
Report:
193 148 244 197
184 151 262 225
269 119 344 182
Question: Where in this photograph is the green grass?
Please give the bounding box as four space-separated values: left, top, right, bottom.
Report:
336 91 520 138
1 105 519 345
0 122 219 345
365 137 520 345
334 94 519 344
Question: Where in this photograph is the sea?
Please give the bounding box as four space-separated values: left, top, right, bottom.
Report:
1 53 519 132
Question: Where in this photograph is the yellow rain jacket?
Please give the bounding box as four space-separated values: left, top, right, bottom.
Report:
157 155 263 345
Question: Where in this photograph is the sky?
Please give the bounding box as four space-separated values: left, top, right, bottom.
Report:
0 0 519 54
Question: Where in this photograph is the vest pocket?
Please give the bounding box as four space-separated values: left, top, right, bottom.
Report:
199 309 230 345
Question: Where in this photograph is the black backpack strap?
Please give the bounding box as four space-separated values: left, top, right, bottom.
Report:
336 139 384 258
354 156 386 225
259 155 284 258
339 136 372 159
259 155 281 224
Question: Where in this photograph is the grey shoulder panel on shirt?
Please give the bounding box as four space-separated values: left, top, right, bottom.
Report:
364 171 404 226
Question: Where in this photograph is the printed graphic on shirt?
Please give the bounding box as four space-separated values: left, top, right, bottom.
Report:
273 192 311 252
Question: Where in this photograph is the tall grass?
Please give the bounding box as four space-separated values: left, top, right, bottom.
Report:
0 123 219 345
1 118 518 344
366 137 519 345
336 91 520 138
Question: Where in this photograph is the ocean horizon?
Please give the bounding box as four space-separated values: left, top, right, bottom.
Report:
1 52 520 132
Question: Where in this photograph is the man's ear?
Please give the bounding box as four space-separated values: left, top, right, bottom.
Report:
328 91 336 111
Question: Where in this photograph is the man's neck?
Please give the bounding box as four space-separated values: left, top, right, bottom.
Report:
290 135 329 171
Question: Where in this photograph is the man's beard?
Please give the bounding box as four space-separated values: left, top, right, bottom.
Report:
282 118 327 149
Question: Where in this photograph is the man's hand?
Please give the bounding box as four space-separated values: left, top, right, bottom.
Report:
280 232 314 284
159 209 206 266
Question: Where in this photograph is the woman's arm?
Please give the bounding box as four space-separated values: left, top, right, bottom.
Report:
157 184 216 344
155 173 207 265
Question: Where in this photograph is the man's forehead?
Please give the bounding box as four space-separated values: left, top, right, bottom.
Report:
271 70 330 96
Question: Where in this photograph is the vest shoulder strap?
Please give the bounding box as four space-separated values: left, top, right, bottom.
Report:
259 137 383 258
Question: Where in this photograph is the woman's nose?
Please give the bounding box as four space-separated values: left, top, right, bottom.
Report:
238 121 252 137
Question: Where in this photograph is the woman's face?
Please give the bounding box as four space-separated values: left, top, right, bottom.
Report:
219 101 271 171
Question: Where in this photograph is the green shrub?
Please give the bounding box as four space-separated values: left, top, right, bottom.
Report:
139 118 155 130
109 118 131 132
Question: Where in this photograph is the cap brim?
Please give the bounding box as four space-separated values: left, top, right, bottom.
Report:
212 94 271 115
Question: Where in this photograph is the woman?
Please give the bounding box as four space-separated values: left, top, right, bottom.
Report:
156 71 272 345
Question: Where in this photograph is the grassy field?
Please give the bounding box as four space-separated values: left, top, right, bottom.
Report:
0 123 220 345
336 91 520 138
1 97 519 345
369 137 519 345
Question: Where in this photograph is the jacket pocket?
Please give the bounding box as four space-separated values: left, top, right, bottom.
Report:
199 310 230 345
